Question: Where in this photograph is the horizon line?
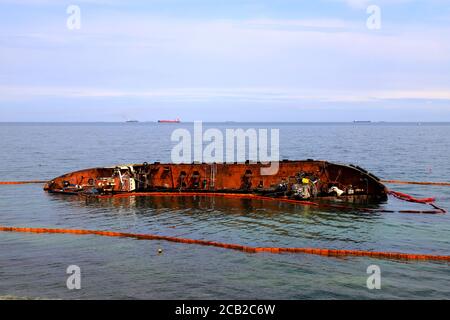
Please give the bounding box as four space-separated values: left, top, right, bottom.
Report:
1 121 450 124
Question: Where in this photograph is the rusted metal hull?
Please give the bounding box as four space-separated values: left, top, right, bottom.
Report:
44 160 388 202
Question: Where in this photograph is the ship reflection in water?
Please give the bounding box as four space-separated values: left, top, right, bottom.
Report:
46 192 384 222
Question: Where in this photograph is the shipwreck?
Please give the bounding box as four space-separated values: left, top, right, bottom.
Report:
43 160 388 202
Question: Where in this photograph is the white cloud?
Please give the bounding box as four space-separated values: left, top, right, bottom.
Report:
1 85 449 104
1 14 450 108
341 0 371 9
243 18 357 30
336 0 413 9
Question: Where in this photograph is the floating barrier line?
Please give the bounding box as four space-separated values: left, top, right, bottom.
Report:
0 181 445 214
0 180 47 185
2 179 450 187
387 190 446 213
388 190 435 204
96 192 446 214
382 180 450 186
98 192 319 206
0 225 449 262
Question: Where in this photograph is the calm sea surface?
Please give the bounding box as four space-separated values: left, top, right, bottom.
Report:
0 122 449 299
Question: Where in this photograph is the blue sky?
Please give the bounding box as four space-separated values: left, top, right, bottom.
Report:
0 0 449 121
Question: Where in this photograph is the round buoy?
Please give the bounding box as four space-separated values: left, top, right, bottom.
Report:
158 248 163 254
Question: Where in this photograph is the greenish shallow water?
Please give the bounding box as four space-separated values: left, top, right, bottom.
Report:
0 123 449 299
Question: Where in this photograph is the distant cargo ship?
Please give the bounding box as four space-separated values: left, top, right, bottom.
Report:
158 118 180 123
125 120 139 123
353 120 371 123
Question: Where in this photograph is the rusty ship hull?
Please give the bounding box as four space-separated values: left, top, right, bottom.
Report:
44 160 388 202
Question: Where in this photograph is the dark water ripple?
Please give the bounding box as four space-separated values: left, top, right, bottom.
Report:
0 123 449 299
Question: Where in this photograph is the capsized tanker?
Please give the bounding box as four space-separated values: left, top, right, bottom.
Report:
44 160 388 202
